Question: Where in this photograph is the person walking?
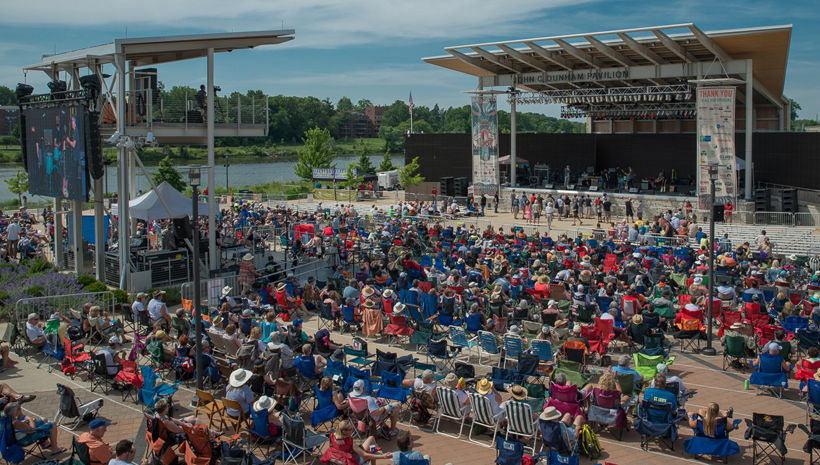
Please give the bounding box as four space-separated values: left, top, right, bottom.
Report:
494 191 499 214
480 194 487 217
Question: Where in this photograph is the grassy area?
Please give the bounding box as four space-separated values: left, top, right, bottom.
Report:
182 180 314 197
0 146 23 163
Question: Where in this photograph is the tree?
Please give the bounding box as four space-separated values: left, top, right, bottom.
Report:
4 169 28 203
0 86 16 106
355 144 376 174
336 96 354 112
1 136 15 147
151 156 186 192
790 98 801 123
355 99 373 113
293 127 335 181
379 126 405 153
399 157 424 188
377 149 396 172
11 124 20 141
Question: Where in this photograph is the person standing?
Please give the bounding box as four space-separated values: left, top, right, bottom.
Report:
493 191 499 214
431 188 437 204
6 219 20 259
637 200 644 221
625 198 634 223
564 165 571 188
480 194 487 216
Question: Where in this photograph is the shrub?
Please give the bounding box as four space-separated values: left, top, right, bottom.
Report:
25 258 53 275
77 274 97 287
112 289 129 304
85 282 109 293
25 285 44 297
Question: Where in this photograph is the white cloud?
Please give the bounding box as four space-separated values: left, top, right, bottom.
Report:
0 0 592 49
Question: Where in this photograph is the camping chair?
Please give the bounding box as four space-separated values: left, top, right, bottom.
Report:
427 338 461 374
538 419 580 460
70 435 91 465
503 334 524 370
573 305 596 324
674 317 705 353
435 386 470 439
343 347 372 368
318 301 334 332
143 412 177 464
0 412 50 464
750 353 790 398
138 365 179 408
478 331 502 367
587 387 629 440
723 336 750 373
194 389 226 430
467 392 504 447
807 379 820 423
491 367 516 392
280 412 328 465
220 398 251 434
448 326 478 362
744 413 795 465
89 352 120 395
340 305 362 335
684 416 742 463
249 407 282 456
634 352 673 381
384 314 414 349
54 383 104 430
178 423 216 465
798 329 820 358
634 399 686 451
62 336 92 380
504 400 539 455
310 389 342 432
580 325 609 366
560 341 587 372
799 419 820 465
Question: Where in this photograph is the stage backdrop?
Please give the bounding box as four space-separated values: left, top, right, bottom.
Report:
471 96 499 195
696 87 737 209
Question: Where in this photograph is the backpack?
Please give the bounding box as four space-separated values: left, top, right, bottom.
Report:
409 397 431 425
579 424 601 459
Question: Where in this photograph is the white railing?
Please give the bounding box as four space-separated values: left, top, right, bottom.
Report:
14 291 117 323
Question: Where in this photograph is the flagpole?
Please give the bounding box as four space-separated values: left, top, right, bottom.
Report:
410 88 413 133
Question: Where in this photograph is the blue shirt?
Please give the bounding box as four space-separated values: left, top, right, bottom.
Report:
611 366 642 390
643 387 678 422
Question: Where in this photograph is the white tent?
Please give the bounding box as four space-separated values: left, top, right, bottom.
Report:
735 156 754 170
111 181 208 221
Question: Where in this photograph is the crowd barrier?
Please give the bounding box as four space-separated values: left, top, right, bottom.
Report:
15 291 118 323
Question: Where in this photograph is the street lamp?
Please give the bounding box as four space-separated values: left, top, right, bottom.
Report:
702 163 719 356
186 165 204 388
224 153 230 191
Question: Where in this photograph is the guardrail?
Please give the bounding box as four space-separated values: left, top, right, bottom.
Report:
15 291 117 323
117 89 267 129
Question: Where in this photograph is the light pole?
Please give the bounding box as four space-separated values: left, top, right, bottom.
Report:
224 153 230 191
702 163 719 356
186 165 204 388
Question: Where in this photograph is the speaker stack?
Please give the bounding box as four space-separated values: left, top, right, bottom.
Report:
86 111 104 180
173 215 193 241
454 177 470 196
439 177 453 197
782 189 797 213
755 189 771 211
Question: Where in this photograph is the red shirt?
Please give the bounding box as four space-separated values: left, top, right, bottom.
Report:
432 189 437 196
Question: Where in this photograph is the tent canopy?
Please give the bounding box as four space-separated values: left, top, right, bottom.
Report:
735 156 754 170
111 181 208 221
498 155 529 165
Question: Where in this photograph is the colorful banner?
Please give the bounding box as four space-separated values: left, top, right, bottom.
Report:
471 95 499 195
696 87 737 210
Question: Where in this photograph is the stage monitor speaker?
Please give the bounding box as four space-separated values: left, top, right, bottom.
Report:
782 188 797 213
628 188 639 193
439 177 453 197
544 184 554 189
86 111 104 180
589 186 599 191
568 184 576 190
712 204 725 222
173 215 193 240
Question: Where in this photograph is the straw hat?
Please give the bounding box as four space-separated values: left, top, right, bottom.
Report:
230 368 253 388
276 283 287 292
538 275 549 284
153 289 166 298
582 255 591 263
254 396 276 412
211 315 223 326
382 289 394 299
510 385 528 400
540 406 562 421
476 378 493 395
533 259 542 268
243 253 253 261
631 314 643 325
444 373 459 389
363 300 376 308
730 322 744 330
222 286 232 295
392 303 406 315
362 287 375 297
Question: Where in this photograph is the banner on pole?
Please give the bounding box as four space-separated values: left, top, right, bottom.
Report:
471 95 499 196
696 87 737 210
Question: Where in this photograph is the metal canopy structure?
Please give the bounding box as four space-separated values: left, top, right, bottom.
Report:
22 30 294 289
423 23 793 200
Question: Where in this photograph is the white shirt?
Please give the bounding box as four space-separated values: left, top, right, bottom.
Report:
147 298 166 321
132 300 145 320
600 313 615 321
26 322 45 342
6 223 20 241
413 378 436 395
110 460 131 465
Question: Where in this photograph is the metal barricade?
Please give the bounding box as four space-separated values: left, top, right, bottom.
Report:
794 213 820 227
755 212 793 226
15 291 117 323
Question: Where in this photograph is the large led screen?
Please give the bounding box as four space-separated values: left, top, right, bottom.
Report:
24 106 88 202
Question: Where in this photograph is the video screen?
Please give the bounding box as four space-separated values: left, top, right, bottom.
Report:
24 106 88 202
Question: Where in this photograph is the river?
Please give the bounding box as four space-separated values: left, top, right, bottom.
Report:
0 154 404 204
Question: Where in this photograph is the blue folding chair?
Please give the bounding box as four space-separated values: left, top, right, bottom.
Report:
464 313 482 335
478 330 502 367
807 378 820 424
398 454 431 465
531 340 554 364
495 437 525 465
324 360 349 387
750 353 790 398
343 366 374 394
138 366 179 408
448 326 478 362
797 329 820 358
341 305 361 334
684 417 742 461
633 400 686 451
595 295 613 315
249 407 282 455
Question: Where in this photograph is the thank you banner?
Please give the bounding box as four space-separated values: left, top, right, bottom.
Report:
696 87 737 210
471 95 499 196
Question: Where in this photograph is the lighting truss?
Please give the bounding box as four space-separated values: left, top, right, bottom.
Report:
563 102 697 120
506 84 693 106
18 89 92 109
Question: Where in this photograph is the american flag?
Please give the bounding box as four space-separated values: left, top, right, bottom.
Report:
409 90 413 114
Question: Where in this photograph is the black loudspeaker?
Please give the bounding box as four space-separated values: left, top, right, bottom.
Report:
86 111 104 180
19 112 27 172
173 215 193 240
755 188 771 211
454 177 469 196
440 177 453 197
712 204 725 222
782 189 797 213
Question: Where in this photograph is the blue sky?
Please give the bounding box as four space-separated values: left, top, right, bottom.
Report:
1 0 818 121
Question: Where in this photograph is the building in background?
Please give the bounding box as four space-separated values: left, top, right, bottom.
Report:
0 106 19 136
337 106 387 138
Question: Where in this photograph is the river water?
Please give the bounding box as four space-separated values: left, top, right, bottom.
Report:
0 154 403 204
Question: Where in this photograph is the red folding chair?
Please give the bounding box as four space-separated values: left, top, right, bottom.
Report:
717 310 742 337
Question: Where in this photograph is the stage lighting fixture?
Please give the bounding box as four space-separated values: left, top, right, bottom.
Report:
80 75 102 101
47 80 67 94
15 83 34 102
